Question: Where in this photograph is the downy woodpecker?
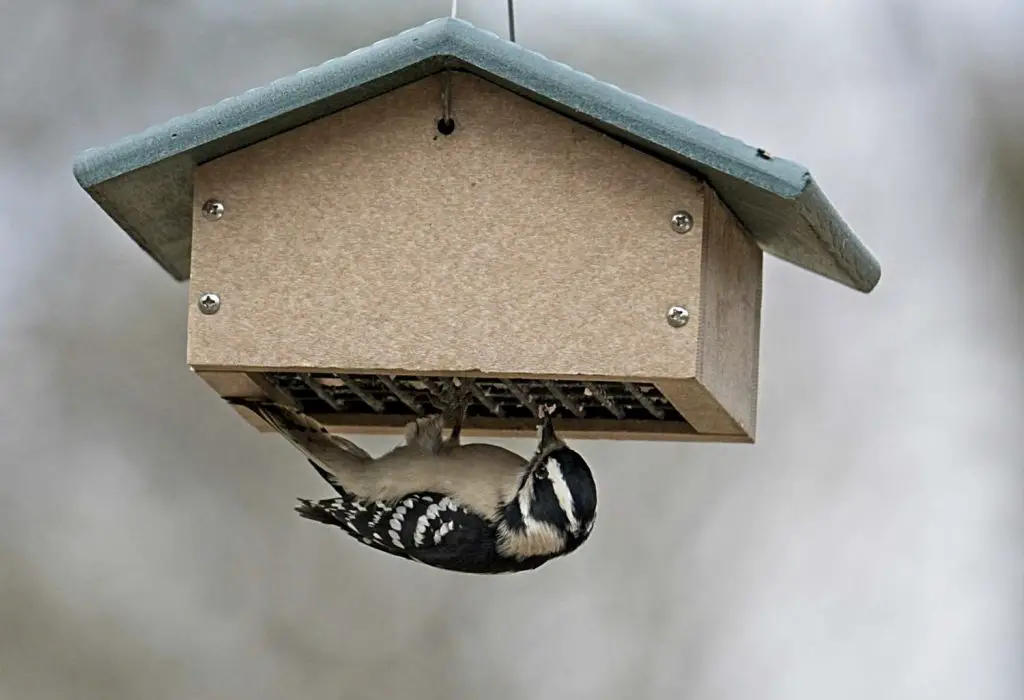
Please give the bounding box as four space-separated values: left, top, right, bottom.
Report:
236 391 597 574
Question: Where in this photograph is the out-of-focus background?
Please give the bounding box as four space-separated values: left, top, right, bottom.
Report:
1 1 1021 698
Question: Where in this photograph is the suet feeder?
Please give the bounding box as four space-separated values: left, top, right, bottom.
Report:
73 18 880 443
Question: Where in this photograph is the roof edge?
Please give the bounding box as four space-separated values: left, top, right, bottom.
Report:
436 19 809 199
796 177 881 292
73 17 458 189
73 17 808 199
72 16 881 293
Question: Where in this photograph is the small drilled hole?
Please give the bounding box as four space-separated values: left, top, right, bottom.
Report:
436 118 456 135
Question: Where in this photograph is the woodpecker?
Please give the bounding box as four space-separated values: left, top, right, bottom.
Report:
235 390 597 574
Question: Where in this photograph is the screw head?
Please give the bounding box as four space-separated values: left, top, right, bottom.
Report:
197 292 221 315
670 210 694 234
666 305 690 327
201 199 225 221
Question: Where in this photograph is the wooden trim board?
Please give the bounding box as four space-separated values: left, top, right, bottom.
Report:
197 370 754 442
230 403 752 443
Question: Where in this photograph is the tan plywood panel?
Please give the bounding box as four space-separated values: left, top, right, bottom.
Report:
187 72 705 381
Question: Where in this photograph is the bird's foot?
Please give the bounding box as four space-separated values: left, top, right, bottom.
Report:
439 379 473 447
404 413 446 453
405 380 472 452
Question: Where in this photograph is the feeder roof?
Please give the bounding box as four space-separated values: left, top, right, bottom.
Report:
73 16 879 292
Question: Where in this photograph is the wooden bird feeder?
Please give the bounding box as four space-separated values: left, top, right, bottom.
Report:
73 18 880 443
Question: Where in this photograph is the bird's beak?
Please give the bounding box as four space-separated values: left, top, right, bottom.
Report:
536 408 566 451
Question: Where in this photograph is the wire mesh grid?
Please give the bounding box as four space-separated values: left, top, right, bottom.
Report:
260 373 685 423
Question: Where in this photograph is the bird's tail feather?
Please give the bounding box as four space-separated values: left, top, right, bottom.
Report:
306 459 352 498
227 398 373 474
294 498 340 526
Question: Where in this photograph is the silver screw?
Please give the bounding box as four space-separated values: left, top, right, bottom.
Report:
201 199 225 221
670 210 693 234
666 305 690 327
197 292 221 315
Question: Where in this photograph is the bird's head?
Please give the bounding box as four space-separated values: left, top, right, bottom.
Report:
498 410 598 560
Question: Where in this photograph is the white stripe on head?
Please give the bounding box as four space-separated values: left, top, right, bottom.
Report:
544 457 578 533
517 472 534 523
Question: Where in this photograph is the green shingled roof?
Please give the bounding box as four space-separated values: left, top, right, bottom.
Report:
73 16 880 292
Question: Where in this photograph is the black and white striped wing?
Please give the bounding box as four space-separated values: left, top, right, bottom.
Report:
295 492 507 573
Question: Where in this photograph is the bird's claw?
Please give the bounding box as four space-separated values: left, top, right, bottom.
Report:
438 379 473 447
406 379 473 453
429 379 471 414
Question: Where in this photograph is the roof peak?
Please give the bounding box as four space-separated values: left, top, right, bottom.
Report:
73 15 879 291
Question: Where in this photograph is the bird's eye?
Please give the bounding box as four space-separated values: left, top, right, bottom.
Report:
535 465 548 479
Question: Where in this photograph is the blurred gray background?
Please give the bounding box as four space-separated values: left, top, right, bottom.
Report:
1 1 1021 698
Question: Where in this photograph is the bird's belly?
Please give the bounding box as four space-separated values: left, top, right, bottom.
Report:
350 443 528 516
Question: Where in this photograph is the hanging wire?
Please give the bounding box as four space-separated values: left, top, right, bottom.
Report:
507 0 516 42
450 0 515 42
442 0 515 130
441 0 458 131
440 71 454 132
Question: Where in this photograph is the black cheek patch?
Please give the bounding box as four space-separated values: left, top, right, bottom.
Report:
562 466 597 523
529 479 570 531
551 450 597 523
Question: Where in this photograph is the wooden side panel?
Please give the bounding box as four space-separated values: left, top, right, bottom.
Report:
697 185 763 437
653 186 762 440
697 185 762 437
187 73 704 381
